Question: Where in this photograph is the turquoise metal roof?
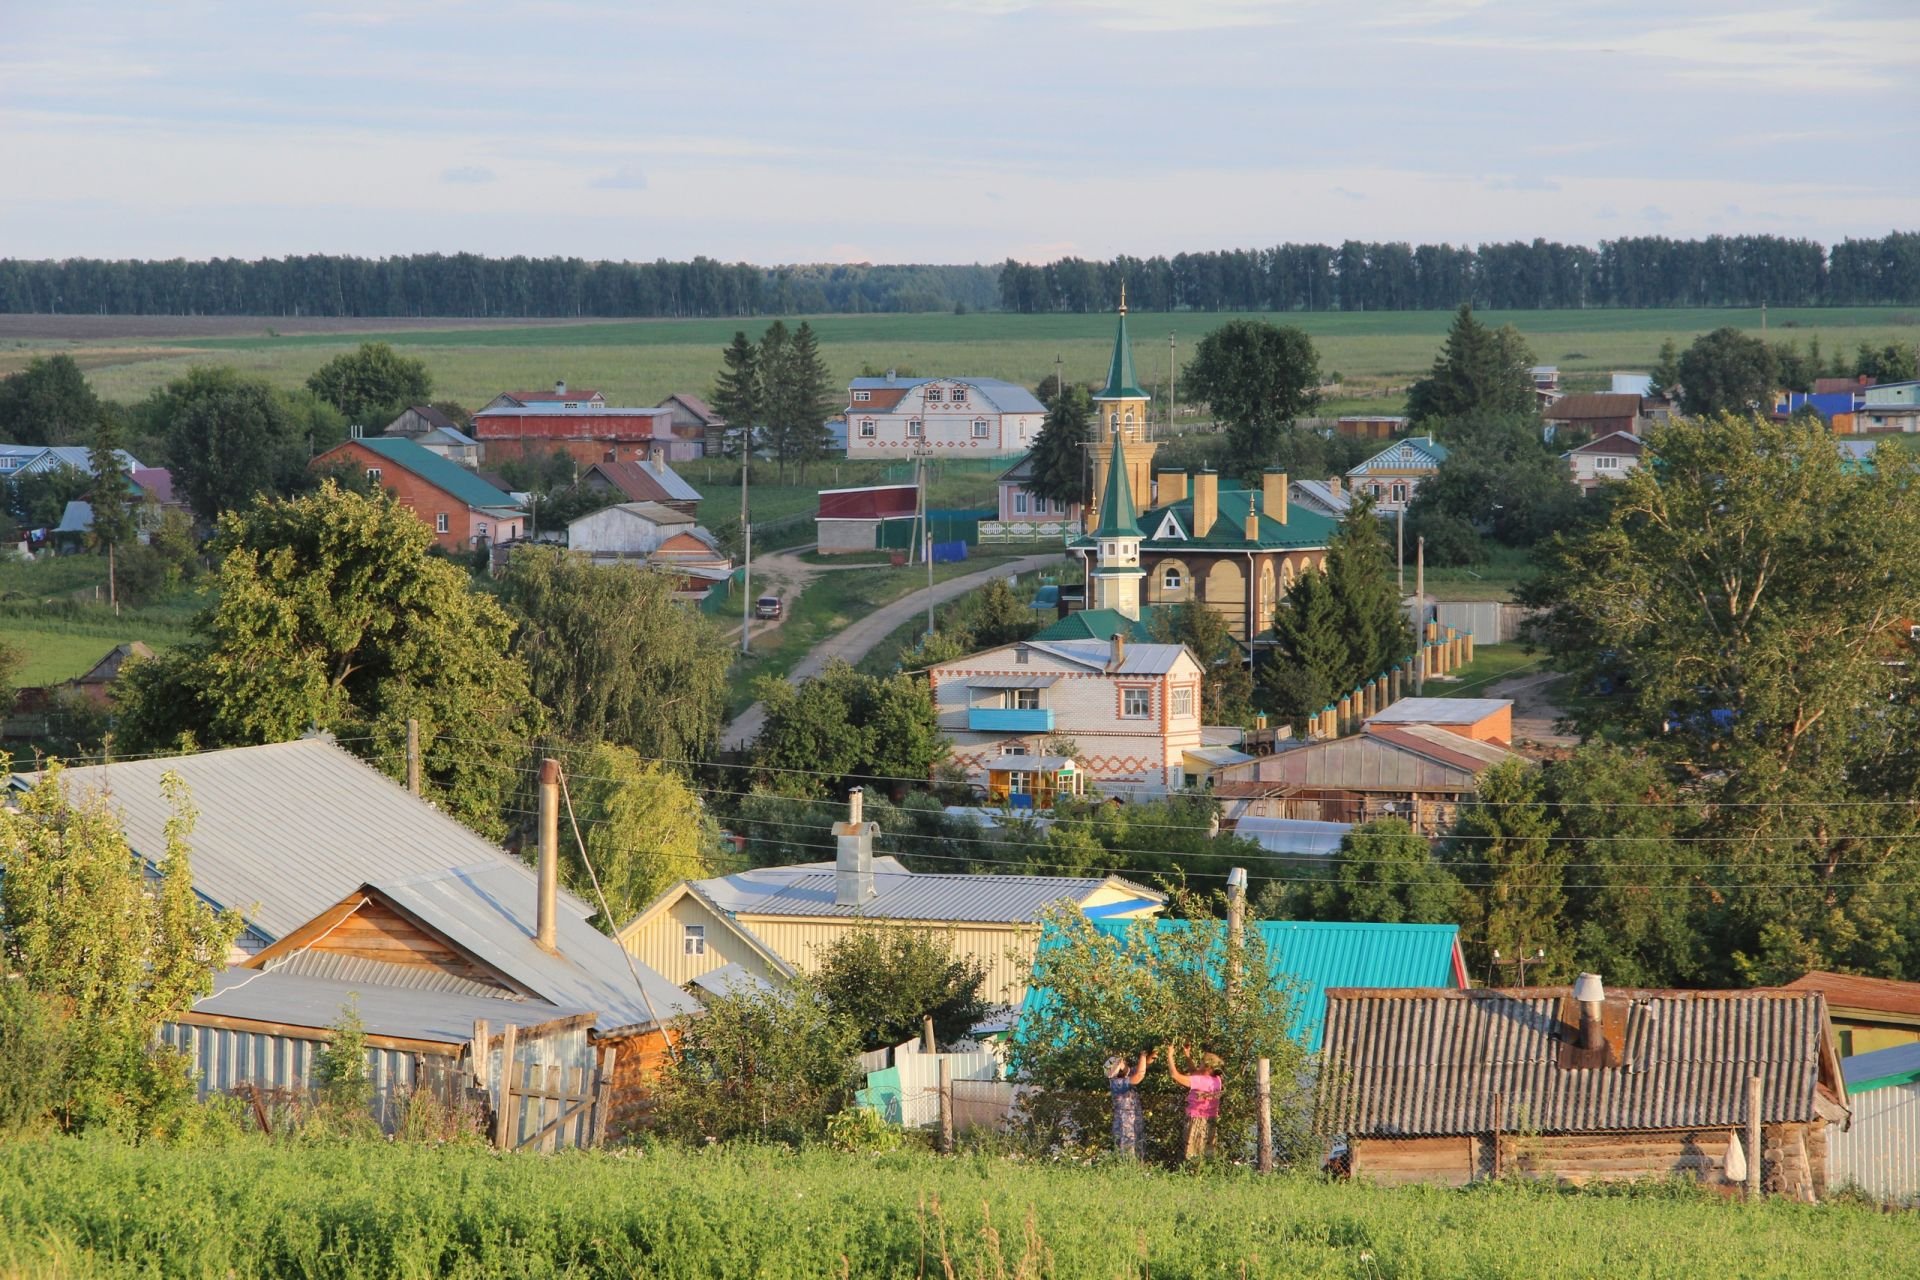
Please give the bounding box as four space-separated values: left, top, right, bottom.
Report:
1021 917 1463 1052
356 436 523 513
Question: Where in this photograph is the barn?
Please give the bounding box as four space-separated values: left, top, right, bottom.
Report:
815 484 919 554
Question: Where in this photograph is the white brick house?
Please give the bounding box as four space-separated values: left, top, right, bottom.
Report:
928 637 1207 802
844 374 1045 459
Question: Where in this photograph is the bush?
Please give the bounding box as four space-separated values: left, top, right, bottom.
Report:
0 982 68 1136
825 1105 904 1154
1408 510 1484 567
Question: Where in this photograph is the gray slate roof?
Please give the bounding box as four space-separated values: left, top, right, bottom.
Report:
1366 698 1511 726
192 969 591 1044
847 376 1045 415
1022 639 1189 675
1319 987 1840 1137
727 869 1160 924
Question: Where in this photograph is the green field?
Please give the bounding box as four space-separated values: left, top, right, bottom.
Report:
19 305 1919 418
0 1139 1909 1279
1430 643 1547 698
0 559 199 685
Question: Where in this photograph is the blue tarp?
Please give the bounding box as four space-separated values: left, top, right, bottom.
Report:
931 540 968 563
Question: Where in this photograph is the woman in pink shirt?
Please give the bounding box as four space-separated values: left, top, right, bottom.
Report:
1165 1045 1224 1161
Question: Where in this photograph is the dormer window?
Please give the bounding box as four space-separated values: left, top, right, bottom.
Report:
853 390 872 403
1153 513 1186 541
951 385 968 403
926 387 944 403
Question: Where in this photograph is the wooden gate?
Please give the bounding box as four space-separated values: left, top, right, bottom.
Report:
469 1015 618 1151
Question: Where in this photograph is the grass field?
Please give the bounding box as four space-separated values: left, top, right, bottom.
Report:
0 558 200 684
1429 643 1548 699
0 1139 1911 1279
12 305 1917 419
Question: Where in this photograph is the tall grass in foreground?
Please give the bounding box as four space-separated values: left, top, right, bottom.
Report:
0 1140 1910 1279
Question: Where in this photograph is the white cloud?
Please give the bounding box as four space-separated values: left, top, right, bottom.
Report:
590 164 649 191
441 165 496 184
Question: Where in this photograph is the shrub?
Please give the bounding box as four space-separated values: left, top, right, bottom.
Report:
825 1105 903 1154
0 982 68 1136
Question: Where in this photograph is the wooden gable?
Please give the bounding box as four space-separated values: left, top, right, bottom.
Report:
245 888 530 997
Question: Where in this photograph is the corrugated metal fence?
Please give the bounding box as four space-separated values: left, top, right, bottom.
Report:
159 1022 422 1130
1427 601 1536 646
1829 1085 1920 1205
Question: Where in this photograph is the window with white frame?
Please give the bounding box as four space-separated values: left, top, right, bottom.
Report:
435 513 449 534
860 419 876 438
1006 771 1030 795
973 418 989 438
1015 647 1030 665
1005 743 1029 754
909 419 923 437
366 467 382 483
684 924 706 956
1122 687 1151 718
853 390 871 403
1172 686 1194 717
1391 482 1408 503
1162 565 1183 591
1595 455 1620 471
1008 688 1040 710
926 387 944 403
1015 492 1029 514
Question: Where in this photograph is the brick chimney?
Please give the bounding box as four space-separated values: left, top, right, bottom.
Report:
1263 469 1288 525
1192 470 1218 537
1157 470 1188 505
1108 633 1127 672
834 788 877 907
1243 491 1260 541
1327 476 1343 497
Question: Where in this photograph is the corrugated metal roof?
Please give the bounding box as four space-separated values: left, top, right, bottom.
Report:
375 863 699 1036
583 459 702 504
1349 436 1448 476
692 859 911 913
1786 970 1920 1021
1022 639 1187 674
969 675 1061 690
190 969 588 1044
269 949 519 1001
1843 1042 1920 1095
689 962 776 998
354 436 524 513
736 870 1161 924
1320 987 1835 1136
1545 393 1644 421
845 376 1045 415
1213 727 1512 794
18 739 592 943
1367 698 1511 726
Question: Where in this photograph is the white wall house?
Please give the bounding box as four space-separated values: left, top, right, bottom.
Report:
928 637 1208 801
567 501 713 556
1563 431 1645 492
844 374 1045 459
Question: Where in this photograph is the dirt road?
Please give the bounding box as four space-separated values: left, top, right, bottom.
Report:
1483 669 1579 747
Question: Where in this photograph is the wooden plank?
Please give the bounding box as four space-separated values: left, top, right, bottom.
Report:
470 1019 489 1092
173 1011 460 1057
590 1046 617 1148
495 1023 518 1150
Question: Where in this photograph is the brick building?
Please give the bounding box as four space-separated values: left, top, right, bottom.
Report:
471 405 696 467
311 436 526 552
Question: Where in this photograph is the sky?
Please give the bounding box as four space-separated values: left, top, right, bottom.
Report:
1 0 1915 264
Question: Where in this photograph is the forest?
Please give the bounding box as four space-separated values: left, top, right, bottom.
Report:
3 232 1918 319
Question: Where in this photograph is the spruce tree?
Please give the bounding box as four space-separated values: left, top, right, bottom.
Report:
711 331 760 461
1258 567 1346 728
1151 602 1252 726
1443 760 1567 984
785 321 839 480
86 414 138 613
1323 498 1412 680
756 321 793 481
1647 338 1682 401
1405 303 1535 425
1024 386 1093 508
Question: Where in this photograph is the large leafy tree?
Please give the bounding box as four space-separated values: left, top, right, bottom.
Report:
149 367 313 520
115 482 537 837
1675 327 1777 416
0 771 243 1131
1024 385 1093 509
1405 411 1582 555
0 354 102 445
6 463 90 529
1182 319 1322 474
495 546 731 763
1527 412 1920 981
753 662 947 798
563 743 717 928
304 341 432 425
814 924 989 1050
1405 303 1535 425
1264 818 1462 926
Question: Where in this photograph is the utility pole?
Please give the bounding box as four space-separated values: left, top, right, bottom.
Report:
917 441 934 635
1225 866 1247 1007
1167 332 1176 436
740 426 753 656
1053 352 1063 405
1415 535 1426 695
1396 506 1405 595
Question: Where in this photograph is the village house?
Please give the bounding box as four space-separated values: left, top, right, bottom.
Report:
654 392 728 457
3 641 151 740
1563 430 1645 491
1287 476 1352 519
843 372 1045 458
1211 721 1517 835
1318 982 1849 1196
1855 380 1920 434
982 452 1082 542
567 501 723 562
14 741 698 1143
929 634 1219 802
1345 436 1447 515
311 435 526 551
814 483 920 554
1786 971 1920 1057
471 403 700 467
482 381 606 411
381 405 481 468
578 458 702 518
1542 392 1649 443
618 793 1165 1006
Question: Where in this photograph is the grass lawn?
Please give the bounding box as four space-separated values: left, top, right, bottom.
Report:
1428 643 1549 698
1406 543 1540 603
1 1139 1911 1279
1 556 201 684
27 305 1918 416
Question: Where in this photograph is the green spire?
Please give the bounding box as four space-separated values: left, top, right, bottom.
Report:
1095 428 1142 539
1096 290 1148 401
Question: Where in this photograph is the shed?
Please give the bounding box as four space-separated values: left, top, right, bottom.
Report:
815 484 919 553
1828 1042 1920 1204
1364 697 1513 745
1319 986 1849 1196
1210 723 1516 834
579 458 702 517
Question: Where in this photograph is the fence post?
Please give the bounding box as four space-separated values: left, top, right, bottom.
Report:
1256 1057 1274 1173
406 717 421 795
938 1056 953 1154
1747 1074 1763 1201
590 1045 618 1147
922 1014 937 1055
495 1023 519 1150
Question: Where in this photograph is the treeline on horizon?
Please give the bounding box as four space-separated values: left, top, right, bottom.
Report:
2 232 1917 318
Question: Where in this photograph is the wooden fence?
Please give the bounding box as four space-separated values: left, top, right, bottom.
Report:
469 1015 618 1152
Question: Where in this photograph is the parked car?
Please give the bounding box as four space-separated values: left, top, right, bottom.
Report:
754 594 783 620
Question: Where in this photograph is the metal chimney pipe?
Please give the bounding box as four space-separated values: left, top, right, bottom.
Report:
537 758 561 954
1573 971 1605 1051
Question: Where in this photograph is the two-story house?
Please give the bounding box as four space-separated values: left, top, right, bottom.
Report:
1345 436 1448 514
311 436 526 551
843 373 1045 458
1563 431 1645 492
1857 381 1920 434
929 634 1207 801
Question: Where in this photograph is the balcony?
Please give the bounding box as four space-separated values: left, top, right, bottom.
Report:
968 707 1054 733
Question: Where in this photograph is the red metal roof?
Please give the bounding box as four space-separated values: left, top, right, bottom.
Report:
1787 970 1920 1019
817 485 919 521
1545 393 1643 421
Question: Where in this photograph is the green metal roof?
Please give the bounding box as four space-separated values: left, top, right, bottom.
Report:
1842 1041 1920 1096
1020 918 1464 1052
1032 606 1162 643
1093 430 1142 538
1139 487 1339 551
355 437 523 513
1095 306 1148 401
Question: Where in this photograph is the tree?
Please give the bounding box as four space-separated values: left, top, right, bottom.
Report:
304 341 432 425
1856 341 1919 383
709 331 760 460
1675 327 1777 416
1258 567 1347 729
0 638 21 718
1024 385 1093 509
150 367 310 520
1322 498 1413 680
1277 819 1461 925
563 744 717 928
814 924 989 1051
1150 602 1252 726
496 546 731 763
969 578 1039 649
781 321 840 478
652 976 862 1145
0 770 243 1131
86 413 138 612
1404 304 1535 424
5 463 90 529
1182 319 1322 473
1647 337 1683 401
753 662 948 798
114 482 537 838
1404 412 1582 551
1442 759 1566 983
0 355 102 445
